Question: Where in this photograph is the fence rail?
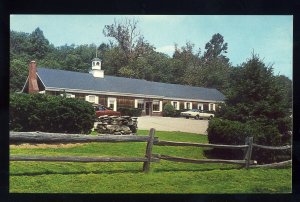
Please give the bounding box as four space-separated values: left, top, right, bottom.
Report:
10 129 292 172
154 140 248 149
249 160 292 168
10 131 158 144
152 154 252 165
10 156 160 163
10 129 157 173
252 144 291 150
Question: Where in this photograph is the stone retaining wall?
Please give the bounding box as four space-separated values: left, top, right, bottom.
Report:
95 115 138 135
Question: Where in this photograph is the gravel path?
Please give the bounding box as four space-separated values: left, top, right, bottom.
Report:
137 116 209 134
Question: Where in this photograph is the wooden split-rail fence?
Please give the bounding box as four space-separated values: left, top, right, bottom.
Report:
10 129 292 172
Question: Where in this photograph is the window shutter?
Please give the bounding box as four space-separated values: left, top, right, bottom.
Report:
134 99 138 108
95 96 99 104
159 101 163 112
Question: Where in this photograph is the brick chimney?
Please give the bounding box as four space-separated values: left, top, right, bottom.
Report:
28 61 39 93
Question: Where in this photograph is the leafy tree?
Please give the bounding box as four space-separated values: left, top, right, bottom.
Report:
10 31 31 55
199 58 231 92
10 59 28 92
28 27 50 59
204 33 228 63
173 42 201 85
145 52 173 82
103 18 154 63
118 66 136 78
188 33 232 92
101 46 128 75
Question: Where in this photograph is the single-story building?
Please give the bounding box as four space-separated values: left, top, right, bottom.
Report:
22 58 225 116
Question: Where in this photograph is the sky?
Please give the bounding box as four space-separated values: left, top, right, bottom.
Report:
10 15 293 79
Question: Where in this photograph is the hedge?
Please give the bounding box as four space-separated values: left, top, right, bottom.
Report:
10 93 95 134
207 118 291 164
117 107 142 117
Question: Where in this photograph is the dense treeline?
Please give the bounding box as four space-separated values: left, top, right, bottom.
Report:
10 18 292 108
10 19 233 94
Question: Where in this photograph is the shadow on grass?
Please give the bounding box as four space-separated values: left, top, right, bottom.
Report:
10 169 142 176
10 165 244 176
203 148 244 160
153 165 244 173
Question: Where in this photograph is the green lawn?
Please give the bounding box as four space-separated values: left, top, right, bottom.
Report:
10 130 292 193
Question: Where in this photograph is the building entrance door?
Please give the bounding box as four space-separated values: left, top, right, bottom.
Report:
145 102 152 115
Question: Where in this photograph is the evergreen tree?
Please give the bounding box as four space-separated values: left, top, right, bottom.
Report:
217 54 292 136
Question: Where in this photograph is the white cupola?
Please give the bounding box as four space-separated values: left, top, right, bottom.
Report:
90 57 104 78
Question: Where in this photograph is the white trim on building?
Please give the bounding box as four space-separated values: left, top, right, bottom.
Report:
135 99 144 109
197 103 204 110
152 100 161 112
209 103 216 111
44 87 224 103
85 95 98 104
184 102 192 109
171 101 180 110
107 97 117 111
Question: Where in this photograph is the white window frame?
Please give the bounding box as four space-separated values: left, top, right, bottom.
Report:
198 103 204 111
107 97 117 111
66 93 75 98
209 103 216 111
171 101 180 110
85 95 98 104
61 93 75 98
152 100 161 112
134 99 144 109
184 102 192 110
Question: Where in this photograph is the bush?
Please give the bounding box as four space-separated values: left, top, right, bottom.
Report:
117 107 142 117
10 93 95 134
206 118 291 164
162 102 175 117
174 110 187 117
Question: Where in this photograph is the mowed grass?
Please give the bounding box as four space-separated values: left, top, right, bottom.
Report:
10 130 292 193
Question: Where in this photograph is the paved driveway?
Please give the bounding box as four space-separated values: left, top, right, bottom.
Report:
137 116 209 134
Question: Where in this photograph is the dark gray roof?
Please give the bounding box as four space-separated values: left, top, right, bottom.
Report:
37 67 225 101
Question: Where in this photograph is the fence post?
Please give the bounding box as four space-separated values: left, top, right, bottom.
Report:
244 137 249 160
143 128 155 173
245 137 253 169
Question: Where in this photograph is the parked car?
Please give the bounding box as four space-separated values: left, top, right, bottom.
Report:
93 104 121 117
180 109 214 120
